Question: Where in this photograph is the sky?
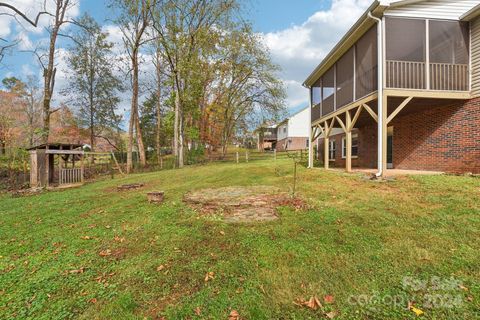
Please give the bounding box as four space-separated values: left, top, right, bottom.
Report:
0 0 372 116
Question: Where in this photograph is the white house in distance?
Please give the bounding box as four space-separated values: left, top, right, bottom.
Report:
276 107 310 151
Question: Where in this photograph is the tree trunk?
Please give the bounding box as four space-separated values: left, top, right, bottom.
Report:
156 89 162 166
131 53 146 167
178 109 184 168
173 79 179 160
41 20 60 144
126 107 134 173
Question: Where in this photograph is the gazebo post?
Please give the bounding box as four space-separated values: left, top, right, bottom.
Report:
80 154 85 183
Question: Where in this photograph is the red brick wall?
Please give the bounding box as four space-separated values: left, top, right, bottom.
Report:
314 97 480 173
390 98 480 173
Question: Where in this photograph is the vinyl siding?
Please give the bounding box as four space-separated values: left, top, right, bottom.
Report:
385 0 478 20
472 17 480 97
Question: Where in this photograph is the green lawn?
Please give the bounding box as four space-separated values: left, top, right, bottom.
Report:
1 160 479 319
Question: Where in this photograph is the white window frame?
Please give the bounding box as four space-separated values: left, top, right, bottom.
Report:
329 140 336 161
342 133 359 159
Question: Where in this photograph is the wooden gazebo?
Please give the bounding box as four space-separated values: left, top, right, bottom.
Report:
28 143 85 188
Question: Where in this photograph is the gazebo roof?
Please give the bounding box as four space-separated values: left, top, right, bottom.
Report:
26 143 84 151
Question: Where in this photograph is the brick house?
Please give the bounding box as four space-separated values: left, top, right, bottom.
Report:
276 107 310 151
305 0 480 175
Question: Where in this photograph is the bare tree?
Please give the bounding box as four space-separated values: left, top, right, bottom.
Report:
39 1 78 144
153 45 163 166
113 0 157 173
0 2 48 64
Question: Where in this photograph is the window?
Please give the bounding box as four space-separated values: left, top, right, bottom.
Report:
342 133 358 158
329 140 336 160
283 127 287 133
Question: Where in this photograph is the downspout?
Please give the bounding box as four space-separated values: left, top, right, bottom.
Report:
308 87 313 168
368 11 384 177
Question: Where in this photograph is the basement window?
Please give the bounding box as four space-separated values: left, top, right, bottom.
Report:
342 133 358 158
329 140 336 161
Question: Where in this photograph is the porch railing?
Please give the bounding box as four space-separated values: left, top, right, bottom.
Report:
386 60 426 89
430 63 469 91
60 168 83 185
386 60 469 91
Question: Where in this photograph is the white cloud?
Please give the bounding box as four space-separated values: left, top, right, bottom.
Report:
261 0 371 112
17 31 33 50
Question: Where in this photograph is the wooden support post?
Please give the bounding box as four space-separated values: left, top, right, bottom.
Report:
45 152 50 188
324 135 329 170
236 151 239 163
274 149 277 161
80 155 85 183
381 94 388 177
346 110 352 173
245 151 249 162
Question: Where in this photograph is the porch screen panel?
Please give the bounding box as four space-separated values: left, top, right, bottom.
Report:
322 67 335 115
312 78 322 106
429 20 469 91
356 25 377 98
336 48 354 108
386 18 426 89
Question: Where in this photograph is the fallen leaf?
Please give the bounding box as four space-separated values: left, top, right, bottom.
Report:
114 236 125 243
68 267 85 274
219 231 225 236
105 225 111 229
325 311 338 319
204 271 214 282
99 249 112 257
410 306 424 316
307 296 323 310
459 285 469 291
80 236 92 240
194 307 201 315
156 265 165 272
294 296 323 310
228 310 240 320
467 296 473 302
324 295 335 304
89 298 97 304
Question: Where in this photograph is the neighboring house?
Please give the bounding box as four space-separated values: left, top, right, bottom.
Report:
276 107 310 151
256 124 278 150
305 0 480 175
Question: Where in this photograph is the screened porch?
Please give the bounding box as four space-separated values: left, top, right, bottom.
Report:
385 17 469 92
310 17 470 124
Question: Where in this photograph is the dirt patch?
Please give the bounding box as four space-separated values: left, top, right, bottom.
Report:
117 183 145 191
184 186 307 223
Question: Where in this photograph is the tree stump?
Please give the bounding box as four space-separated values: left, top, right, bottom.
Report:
147 191 164 203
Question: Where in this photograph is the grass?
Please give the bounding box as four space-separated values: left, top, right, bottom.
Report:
0 159 479 319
